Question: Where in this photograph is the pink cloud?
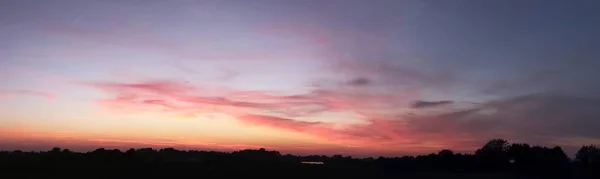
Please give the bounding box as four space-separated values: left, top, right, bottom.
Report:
235 114 475 153
88 80 199 95
84 79 403 118
82 79 493 153
85 80 397 118
239 114 328 132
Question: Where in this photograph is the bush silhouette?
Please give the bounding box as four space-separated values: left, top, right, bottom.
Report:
0 139 598 179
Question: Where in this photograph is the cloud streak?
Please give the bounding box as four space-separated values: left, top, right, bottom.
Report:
346 77 371 86
411 100 454 108
80 79 479 152
78 65 600 154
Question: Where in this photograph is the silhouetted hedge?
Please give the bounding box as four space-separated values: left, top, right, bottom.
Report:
1 139 599 179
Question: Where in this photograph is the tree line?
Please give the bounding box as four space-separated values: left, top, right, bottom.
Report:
1 139 599 179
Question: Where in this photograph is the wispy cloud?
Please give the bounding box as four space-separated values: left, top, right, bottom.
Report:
76 61 600 154
81 79 478 152
84 79 406 118
346 77 371 86
411 100 454 108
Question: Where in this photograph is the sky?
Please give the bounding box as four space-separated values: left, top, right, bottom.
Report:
1 0 600 157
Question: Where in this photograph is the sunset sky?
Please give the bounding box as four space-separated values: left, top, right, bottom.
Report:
1 0 600 156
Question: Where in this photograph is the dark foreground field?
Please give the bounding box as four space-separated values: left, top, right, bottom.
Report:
1 139 599 179
1 162 515 179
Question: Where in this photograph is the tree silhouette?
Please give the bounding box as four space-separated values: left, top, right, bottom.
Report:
438 149 454 157
574 145 600 178
575 145 599 164
507 143 530 163
475 139 510 171
1 140 600 178
476 139 509 155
